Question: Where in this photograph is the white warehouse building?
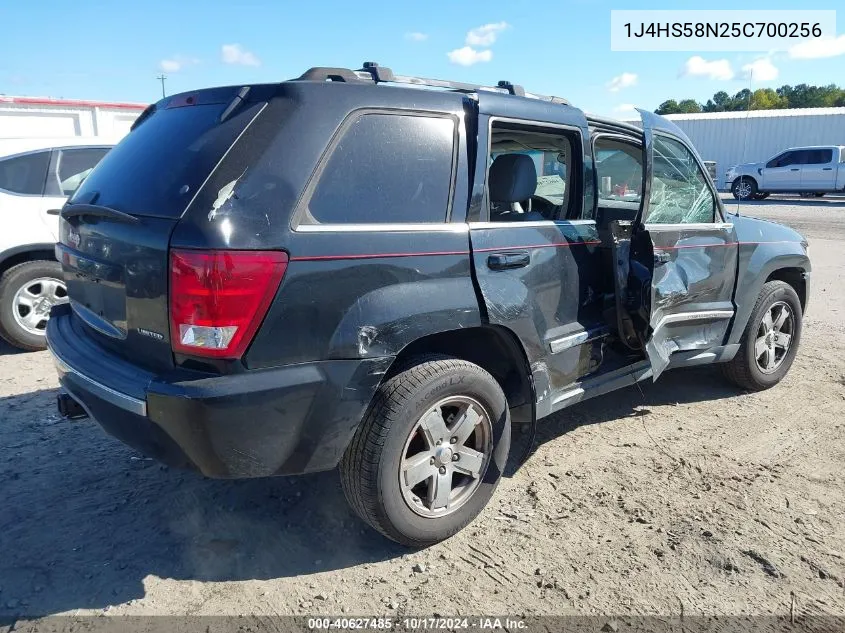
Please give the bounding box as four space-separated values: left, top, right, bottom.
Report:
657 107 845 190
0 96 146 140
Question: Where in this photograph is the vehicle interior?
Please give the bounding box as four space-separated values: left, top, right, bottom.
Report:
486 122 653 383
593 136 644 234
487 126 574 221
590 132 654 360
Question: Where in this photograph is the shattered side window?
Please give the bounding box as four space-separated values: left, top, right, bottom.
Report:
647 135 715 225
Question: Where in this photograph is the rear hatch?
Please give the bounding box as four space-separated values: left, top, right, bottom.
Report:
57 87 268 372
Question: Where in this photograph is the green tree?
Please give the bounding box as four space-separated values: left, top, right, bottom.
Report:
750 88 788 110
654 82 845 115
726 89 752 111
677 99 702 113
702 91 730 112
655 99 682 115
780 83 844 108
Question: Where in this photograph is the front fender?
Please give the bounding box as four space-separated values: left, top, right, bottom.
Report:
728 215 810 345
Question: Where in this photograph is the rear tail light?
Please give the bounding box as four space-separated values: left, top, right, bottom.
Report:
169 249 288 358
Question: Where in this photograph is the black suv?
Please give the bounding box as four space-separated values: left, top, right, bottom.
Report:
47 63 810 546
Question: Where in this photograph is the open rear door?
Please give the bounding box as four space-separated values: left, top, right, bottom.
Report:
630 110 739 380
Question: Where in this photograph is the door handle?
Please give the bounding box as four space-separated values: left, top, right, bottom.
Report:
790 168 800 171
654 251 671 265
46 208 62 215
822 167 833 171
487 251 530 270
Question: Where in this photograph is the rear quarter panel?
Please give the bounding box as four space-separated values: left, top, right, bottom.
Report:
246 238 482 367
166 82 482 369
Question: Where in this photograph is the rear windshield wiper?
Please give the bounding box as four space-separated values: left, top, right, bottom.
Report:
61 203 140 225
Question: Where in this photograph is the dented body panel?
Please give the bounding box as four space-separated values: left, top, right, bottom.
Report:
633 108 743 379
641 222 739 378
45 78 811 480
727 213 810 344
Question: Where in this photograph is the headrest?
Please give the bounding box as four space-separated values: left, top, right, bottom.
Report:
489 154 537 203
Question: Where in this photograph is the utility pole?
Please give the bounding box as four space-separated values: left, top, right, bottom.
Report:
156 74 167 98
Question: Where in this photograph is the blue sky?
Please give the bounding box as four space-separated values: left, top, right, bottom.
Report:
1 0 843 117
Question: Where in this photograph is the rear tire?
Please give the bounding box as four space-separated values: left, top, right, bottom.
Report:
721 281 802 391
0 260 67 352
340 355 510 547
731 177 757 200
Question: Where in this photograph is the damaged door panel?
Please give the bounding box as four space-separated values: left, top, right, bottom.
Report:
468 95 609 408
627 110 740 379
639 223 738 378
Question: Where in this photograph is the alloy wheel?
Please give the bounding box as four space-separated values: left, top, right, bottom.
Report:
755 300 794 374
736 180 753 199
399 396 493 518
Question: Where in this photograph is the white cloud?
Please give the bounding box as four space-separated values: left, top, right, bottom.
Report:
607 72 638 92
221 44 260 67
405 32 428 42
465 22 509 47
742 57 779 81
613 103 638 114
680 56 735 81
788 34 845 59
158 56 199 73
159 59 181 73
448 46 493 66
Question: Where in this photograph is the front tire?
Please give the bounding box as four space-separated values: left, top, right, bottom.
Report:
721 281 802 391
731 177 758 200
0 260 68 351
340 355 510 547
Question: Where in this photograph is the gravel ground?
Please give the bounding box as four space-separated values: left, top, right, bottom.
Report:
1 197 843 622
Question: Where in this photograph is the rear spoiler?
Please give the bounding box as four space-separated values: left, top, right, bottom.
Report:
130 103 157 132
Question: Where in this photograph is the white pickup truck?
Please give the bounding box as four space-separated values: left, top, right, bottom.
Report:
727 145 845 200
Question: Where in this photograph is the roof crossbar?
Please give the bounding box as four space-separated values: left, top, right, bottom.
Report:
359 61 525 96
294 62 569 106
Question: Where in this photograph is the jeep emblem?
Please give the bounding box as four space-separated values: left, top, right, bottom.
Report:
67 229 81 248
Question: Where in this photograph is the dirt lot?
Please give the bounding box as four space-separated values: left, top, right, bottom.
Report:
1 196 844 621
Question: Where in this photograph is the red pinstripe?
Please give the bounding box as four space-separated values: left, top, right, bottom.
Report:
288 239 801 262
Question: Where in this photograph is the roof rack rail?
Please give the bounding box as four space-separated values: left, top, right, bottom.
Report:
294 62 570 106
358 61 526 96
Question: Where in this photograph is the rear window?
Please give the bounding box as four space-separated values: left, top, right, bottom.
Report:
805 149 833 165
70 102 262 217
45 147 110 196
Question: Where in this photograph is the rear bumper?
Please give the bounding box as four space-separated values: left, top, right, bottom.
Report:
46 305 392 478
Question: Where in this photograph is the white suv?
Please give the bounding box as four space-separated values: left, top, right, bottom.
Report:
0 138 114 350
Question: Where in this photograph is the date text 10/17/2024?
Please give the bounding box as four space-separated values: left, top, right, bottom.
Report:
307 617 527 630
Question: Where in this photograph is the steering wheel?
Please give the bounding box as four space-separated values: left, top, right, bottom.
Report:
529 195 559 220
